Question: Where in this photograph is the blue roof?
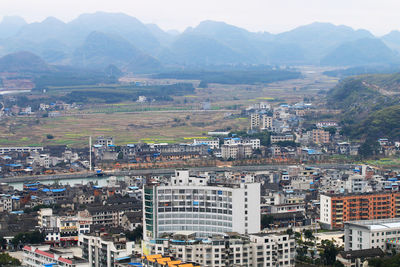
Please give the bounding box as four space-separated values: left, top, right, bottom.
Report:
5 164 22 167
116 256 131 261
25 182 40 187
51 188 65 193
128 263 143 266
128 186 139 190
42 188 50 192
11 196 20 200
11 210 24 214
28 188 38 191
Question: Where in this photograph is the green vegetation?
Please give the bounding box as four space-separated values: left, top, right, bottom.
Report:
328 75 400 153
125 225 143 242
324 65 400 78
261 214 274 229
153 69 301 85
369 253 400 267
34 66 119 89
60 83 194 104
11 231 45 246
0 253 21 266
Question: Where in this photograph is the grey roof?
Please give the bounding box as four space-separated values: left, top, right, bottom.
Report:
339 248 384 259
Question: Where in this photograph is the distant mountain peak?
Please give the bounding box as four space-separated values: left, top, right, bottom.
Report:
0 15 26 25
0 51 50 72
42 16 65 24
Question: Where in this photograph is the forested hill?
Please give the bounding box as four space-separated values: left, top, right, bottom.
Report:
327 73 400 141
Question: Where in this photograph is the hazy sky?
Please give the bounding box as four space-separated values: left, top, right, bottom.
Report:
1 0 400 35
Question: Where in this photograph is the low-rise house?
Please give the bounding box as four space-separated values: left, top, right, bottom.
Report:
79 232 135 267
23 245 89 267
336 248 384 267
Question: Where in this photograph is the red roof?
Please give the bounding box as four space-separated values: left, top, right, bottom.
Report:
23 245 31 251
58 257 72 264
35 249 54 259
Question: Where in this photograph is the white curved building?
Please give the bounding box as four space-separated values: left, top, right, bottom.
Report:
143 169 260 240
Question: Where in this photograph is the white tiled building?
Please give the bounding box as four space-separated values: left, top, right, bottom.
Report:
23 245 88 267
79 233 135 267
143 169 261 240
344 218 400 251
144 233 295 267
192 138 220 149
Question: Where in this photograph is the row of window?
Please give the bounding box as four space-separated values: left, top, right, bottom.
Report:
158 189 233 196
158 213 232 220
158 219 233 227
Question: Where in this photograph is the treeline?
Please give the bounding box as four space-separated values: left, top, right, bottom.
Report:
33 67 120 89
153 69 301 85
324 65 400 78
61 83 195 104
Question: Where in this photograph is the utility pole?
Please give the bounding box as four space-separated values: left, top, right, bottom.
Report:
89 136 92 171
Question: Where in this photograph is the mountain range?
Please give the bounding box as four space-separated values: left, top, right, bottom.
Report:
1 12 400 72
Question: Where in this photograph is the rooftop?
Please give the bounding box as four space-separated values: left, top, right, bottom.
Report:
346 218 400 230
338 248 384 259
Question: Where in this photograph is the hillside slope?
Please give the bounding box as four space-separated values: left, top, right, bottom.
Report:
327 73 400 141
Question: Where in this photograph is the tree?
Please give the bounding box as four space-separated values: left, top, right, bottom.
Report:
325 127 337 135
320 240 340 266
46 134 54 139
358 139 379 159
286 228 294 236
304 229 315 240
0 253 21 266
125 225 143 241
261 215 274 229
11 231 45 247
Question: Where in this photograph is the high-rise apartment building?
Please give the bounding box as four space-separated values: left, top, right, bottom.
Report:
320 192 400 229
143 170 260 240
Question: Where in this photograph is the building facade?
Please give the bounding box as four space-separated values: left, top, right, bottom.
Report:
79 233 135 267
344 218 400 251
312 129 330 144
143 170 260 240
23 245 88 267
143 233 295 267
320 192 400 229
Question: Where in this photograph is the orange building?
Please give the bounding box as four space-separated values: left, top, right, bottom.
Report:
312 129 330 144
320 192 400 229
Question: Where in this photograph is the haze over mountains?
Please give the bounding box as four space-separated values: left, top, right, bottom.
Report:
1 12 400 72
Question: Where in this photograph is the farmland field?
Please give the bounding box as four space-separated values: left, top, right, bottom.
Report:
0 66 339 147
